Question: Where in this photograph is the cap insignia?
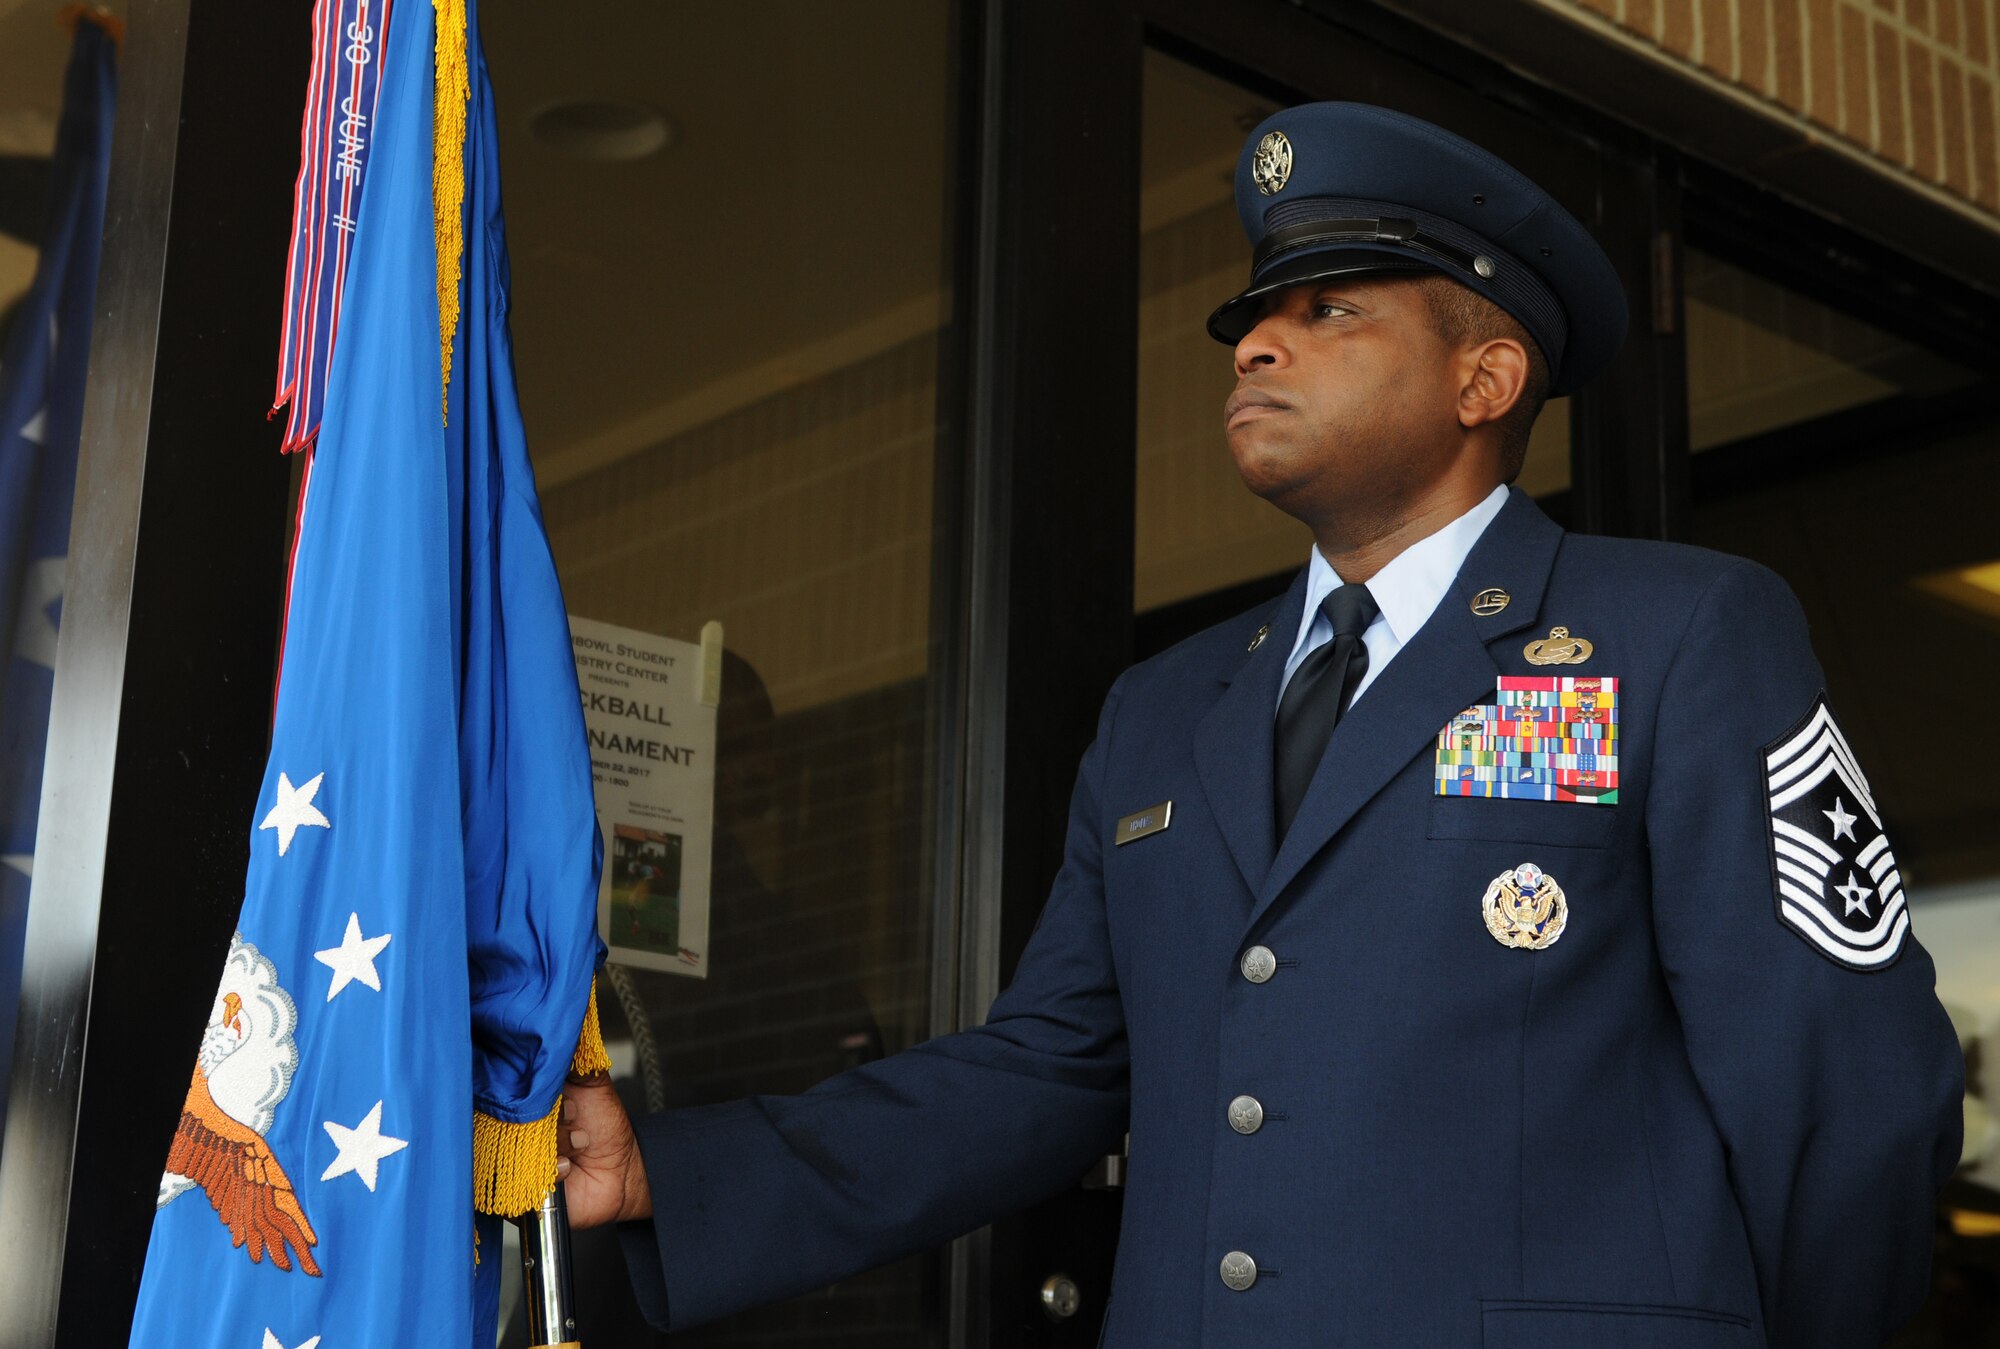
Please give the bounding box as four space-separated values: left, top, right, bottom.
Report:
1252 131 1292 196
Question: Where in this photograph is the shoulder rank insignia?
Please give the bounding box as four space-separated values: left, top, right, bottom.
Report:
1483 863 1567 949
1764 693 1907 970
1524 626 1593 665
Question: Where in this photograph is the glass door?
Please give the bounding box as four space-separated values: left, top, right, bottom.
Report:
483 4 967 1342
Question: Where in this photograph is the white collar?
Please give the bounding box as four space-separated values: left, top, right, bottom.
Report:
1289 484 1510 662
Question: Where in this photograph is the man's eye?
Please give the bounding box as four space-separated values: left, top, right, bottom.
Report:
1313 303 1350 318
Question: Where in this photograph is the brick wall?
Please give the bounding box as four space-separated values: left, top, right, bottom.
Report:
1543 0 2000 215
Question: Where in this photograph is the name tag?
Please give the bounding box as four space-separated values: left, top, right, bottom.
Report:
1115 801 1172 845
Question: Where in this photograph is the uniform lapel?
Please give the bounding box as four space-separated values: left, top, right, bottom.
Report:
1193 568 1309 898
1249 490 1564 925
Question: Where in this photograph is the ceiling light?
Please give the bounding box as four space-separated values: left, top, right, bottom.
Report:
1913 560 2000 622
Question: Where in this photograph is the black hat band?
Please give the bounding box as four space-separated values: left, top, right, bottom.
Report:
1252 215 1474 274
1252 196 1568 371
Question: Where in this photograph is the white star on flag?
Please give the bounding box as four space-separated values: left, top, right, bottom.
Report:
17 405 44 446
321 1100 408 1192
259 771 330 856
1834 870 1875 917
13 555 65 670
1822 796 1858 842
314 912 392 1000
262 1332 320 1349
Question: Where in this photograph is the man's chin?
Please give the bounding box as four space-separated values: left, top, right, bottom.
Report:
1229 442 1321 513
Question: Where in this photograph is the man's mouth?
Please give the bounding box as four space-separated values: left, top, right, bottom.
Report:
1224 387 1290 426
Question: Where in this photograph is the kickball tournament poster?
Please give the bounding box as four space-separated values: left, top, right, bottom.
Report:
569 615 719 977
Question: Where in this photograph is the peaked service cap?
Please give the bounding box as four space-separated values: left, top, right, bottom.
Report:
1207 102 1628 397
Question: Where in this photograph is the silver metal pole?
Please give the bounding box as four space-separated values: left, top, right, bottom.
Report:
515 1183 581 1349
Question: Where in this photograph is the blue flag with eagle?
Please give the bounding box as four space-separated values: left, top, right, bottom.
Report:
128 1 603 1345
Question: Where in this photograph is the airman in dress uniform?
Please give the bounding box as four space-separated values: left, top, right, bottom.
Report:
557 103 1964 1348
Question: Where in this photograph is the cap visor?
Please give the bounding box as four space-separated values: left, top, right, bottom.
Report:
1205 249 1440 344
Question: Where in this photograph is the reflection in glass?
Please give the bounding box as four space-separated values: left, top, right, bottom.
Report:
482 3 959 1344
0 9 117 1148
1685 246 1979 452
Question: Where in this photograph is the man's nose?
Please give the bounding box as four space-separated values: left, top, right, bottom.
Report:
1233 314 1290 376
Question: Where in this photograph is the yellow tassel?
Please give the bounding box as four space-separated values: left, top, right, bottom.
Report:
431 0 469 427
471 979 610 1217
571 979 611 1077
472 1097 561 1218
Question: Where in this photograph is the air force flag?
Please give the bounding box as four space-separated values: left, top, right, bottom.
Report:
129 1 602 1344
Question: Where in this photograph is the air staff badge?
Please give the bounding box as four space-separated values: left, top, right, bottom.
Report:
1482 862 1567 950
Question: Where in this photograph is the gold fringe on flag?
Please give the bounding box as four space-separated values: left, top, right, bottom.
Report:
471 979 612 1217
432 0 469 426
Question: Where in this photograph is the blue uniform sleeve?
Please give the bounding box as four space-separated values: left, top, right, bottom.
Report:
617 679 1134 1331
1645 560 1962 1349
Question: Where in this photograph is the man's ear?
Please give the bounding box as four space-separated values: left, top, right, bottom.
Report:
1457 338 1529 430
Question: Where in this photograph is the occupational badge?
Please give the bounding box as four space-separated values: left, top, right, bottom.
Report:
1482 863 1567 950
1523 625 1594 665
157 932 321 1275
1251 130 1292 195
1764 693 1907 970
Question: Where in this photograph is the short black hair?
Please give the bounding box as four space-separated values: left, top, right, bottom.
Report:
1412 274 1551 482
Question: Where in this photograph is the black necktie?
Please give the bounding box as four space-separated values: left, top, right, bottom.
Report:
1274 583 1379 840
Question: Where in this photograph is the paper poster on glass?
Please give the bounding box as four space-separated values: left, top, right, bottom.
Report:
570 614 720 977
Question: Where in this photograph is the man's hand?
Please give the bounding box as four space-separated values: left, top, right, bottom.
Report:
556 1073 652 1228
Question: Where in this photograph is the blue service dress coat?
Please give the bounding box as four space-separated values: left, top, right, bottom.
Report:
619 488 1963 1348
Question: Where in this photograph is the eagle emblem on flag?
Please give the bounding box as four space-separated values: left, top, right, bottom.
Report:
1764 694 1908 970
157 934 320 1274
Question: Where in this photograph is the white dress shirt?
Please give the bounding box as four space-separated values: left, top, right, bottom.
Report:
1277 484 1509 712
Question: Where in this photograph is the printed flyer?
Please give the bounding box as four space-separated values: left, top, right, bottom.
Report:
569 614 720 977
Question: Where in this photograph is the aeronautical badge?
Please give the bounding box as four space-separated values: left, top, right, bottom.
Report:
1482 863 1567 949
1764 693 1907 970
157 933 322 1275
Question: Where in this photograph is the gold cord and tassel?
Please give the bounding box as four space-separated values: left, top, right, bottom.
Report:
471 979 610 1218
432 0 469 426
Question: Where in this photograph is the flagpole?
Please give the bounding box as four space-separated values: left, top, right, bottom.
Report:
516 1184 581 1348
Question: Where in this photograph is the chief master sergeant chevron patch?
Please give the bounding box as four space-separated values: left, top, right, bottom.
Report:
1763 694 1908 970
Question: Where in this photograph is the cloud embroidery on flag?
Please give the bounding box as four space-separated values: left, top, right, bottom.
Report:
1763 693 1909 970
158 934 320 1274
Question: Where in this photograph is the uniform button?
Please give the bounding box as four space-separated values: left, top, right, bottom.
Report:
1219 1250 1258 1291
1240 946 1276 983
1227 1095 1264 1135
